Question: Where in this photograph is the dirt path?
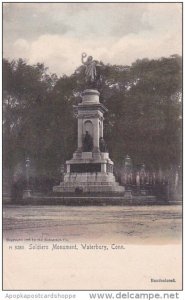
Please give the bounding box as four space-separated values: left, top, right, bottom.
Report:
3 204 182 244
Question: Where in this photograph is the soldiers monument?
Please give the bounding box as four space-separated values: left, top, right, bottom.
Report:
53 53 124 193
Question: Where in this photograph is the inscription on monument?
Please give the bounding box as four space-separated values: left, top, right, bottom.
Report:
70 163 101 173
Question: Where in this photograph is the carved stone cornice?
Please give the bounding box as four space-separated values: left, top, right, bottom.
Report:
78 103 108 114
78 113 104 120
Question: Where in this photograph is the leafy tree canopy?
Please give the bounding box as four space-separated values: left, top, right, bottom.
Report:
3 55 182 181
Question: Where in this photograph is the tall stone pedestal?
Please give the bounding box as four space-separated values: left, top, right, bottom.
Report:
53 89 124 194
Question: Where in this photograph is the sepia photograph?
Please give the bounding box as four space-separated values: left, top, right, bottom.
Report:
2 2 182 291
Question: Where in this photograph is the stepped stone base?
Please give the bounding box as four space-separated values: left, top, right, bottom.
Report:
53 150 124 194
53 172 125 193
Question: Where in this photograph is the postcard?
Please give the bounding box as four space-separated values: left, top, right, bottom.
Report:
2 2 183 292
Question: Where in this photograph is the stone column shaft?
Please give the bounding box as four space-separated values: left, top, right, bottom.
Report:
93 118 99 149
100 120 103 138
78 118 83 148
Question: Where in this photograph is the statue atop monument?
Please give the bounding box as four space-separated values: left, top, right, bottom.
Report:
81 53 101 87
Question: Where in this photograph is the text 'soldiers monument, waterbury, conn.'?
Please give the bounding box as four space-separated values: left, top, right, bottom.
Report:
53 53 124 193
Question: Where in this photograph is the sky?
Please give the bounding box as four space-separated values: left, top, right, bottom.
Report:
3 3 182 76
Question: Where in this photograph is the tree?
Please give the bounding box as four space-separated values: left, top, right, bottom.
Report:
3 59 58 180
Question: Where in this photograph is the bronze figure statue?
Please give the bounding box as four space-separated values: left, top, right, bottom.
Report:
81 53 101 87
